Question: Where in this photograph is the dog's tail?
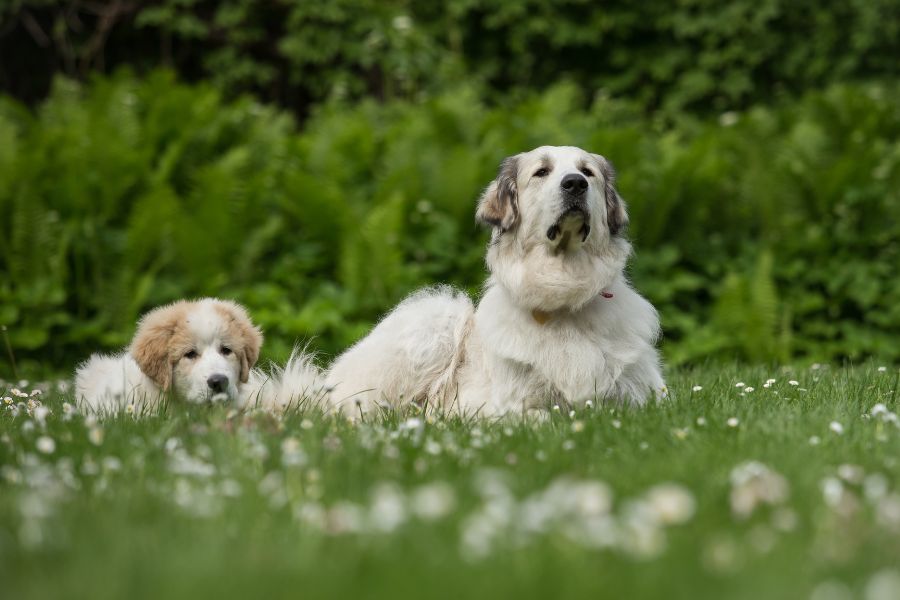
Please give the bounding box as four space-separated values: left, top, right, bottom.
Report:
241 347 331 412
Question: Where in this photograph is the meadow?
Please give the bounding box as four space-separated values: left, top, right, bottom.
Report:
2 364 899 599
2 3 899 597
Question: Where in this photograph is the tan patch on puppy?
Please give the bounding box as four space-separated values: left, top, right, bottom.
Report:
129 301 192 390
212 301 263 383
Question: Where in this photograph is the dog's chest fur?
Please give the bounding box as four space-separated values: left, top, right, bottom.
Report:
471 279 658 406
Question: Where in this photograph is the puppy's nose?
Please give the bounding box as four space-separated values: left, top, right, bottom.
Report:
560 173 588 196
207 374 229 393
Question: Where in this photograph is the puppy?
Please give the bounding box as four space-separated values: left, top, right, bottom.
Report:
75 298 263 413
325 146 667 418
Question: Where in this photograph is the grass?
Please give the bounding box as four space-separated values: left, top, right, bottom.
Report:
2 364 900 599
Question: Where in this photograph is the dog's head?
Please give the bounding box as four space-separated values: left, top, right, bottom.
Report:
129 298 263 404
476 146 631 312
477 146 628 251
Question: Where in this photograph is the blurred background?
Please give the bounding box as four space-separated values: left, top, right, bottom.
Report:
0 1 898 377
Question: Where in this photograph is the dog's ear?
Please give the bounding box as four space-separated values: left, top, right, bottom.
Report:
593 154 629 236
215 300 263 383
129 303 184 390
476 156 520 232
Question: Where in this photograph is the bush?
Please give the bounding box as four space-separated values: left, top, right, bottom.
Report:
1 72 899 374
2 1 898 118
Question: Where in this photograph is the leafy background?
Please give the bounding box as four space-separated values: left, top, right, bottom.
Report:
0 1 898 375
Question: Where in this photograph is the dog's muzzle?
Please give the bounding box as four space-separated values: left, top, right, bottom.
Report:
547 173 591 243
547 201 591 243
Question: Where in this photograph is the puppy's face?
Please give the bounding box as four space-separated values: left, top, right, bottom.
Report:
477 146 628 254
129 299 263 404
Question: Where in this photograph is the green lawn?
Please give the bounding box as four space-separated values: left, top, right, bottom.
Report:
2 364 899 599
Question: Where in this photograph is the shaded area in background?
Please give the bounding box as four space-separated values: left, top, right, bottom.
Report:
2 1 899 120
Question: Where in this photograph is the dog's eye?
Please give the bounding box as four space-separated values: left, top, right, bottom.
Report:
533 167 549 178
580 167 594 177
184 350 199 360
220 346 232 356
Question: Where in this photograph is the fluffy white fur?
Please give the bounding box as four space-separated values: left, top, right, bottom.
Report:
325 146 667 418
242 349 330 411
75 298 264 414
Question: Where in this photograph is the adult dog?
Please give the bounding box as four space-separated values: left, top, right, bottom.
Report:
325 146 666 418
75 298 264 413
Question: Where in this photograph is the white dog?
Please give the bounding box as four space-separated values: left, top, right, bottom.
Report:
325 146 667 418
75 298 264 413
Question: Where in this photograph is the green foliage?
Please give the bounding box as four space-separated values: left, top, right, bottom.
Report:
2 1 899 118
1 72 899 373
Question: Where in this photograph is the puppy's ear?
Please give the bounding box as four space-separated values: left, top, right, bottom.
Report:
129 303 184 390
593 154 629 236
215 301 263 383
476 156 520 232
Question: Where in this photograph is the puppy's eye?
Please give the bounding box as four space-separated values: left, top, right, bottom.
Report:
220 346 232 356
580 167 594 177
533 167 549 178
184 350 199 360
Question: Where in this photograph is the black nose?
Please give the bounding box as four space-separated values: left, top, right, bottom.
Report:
560 173 588 196
207 374 228 393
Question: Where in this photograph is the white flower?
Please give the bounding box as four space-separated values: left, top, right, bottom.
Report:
400 417 422 430
611 419 622 429
837 464 865 484
281 437 307 467
645 483 696 525
864 473 889 501
744 387 755 393
730 461 789 519
411 482 456 521
369 483 407 533
88 427 104 446
735 382 746 388
829 421 844 435
692 385 703 392
866 569 900 600
765 379 776 385
877 366 888 373
696 417 707 426
585 400 594 409
727 417 740 428
809 436 821 446
36 436 55 454
821 477 845 507
788 380 799 386
872 403 889 417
